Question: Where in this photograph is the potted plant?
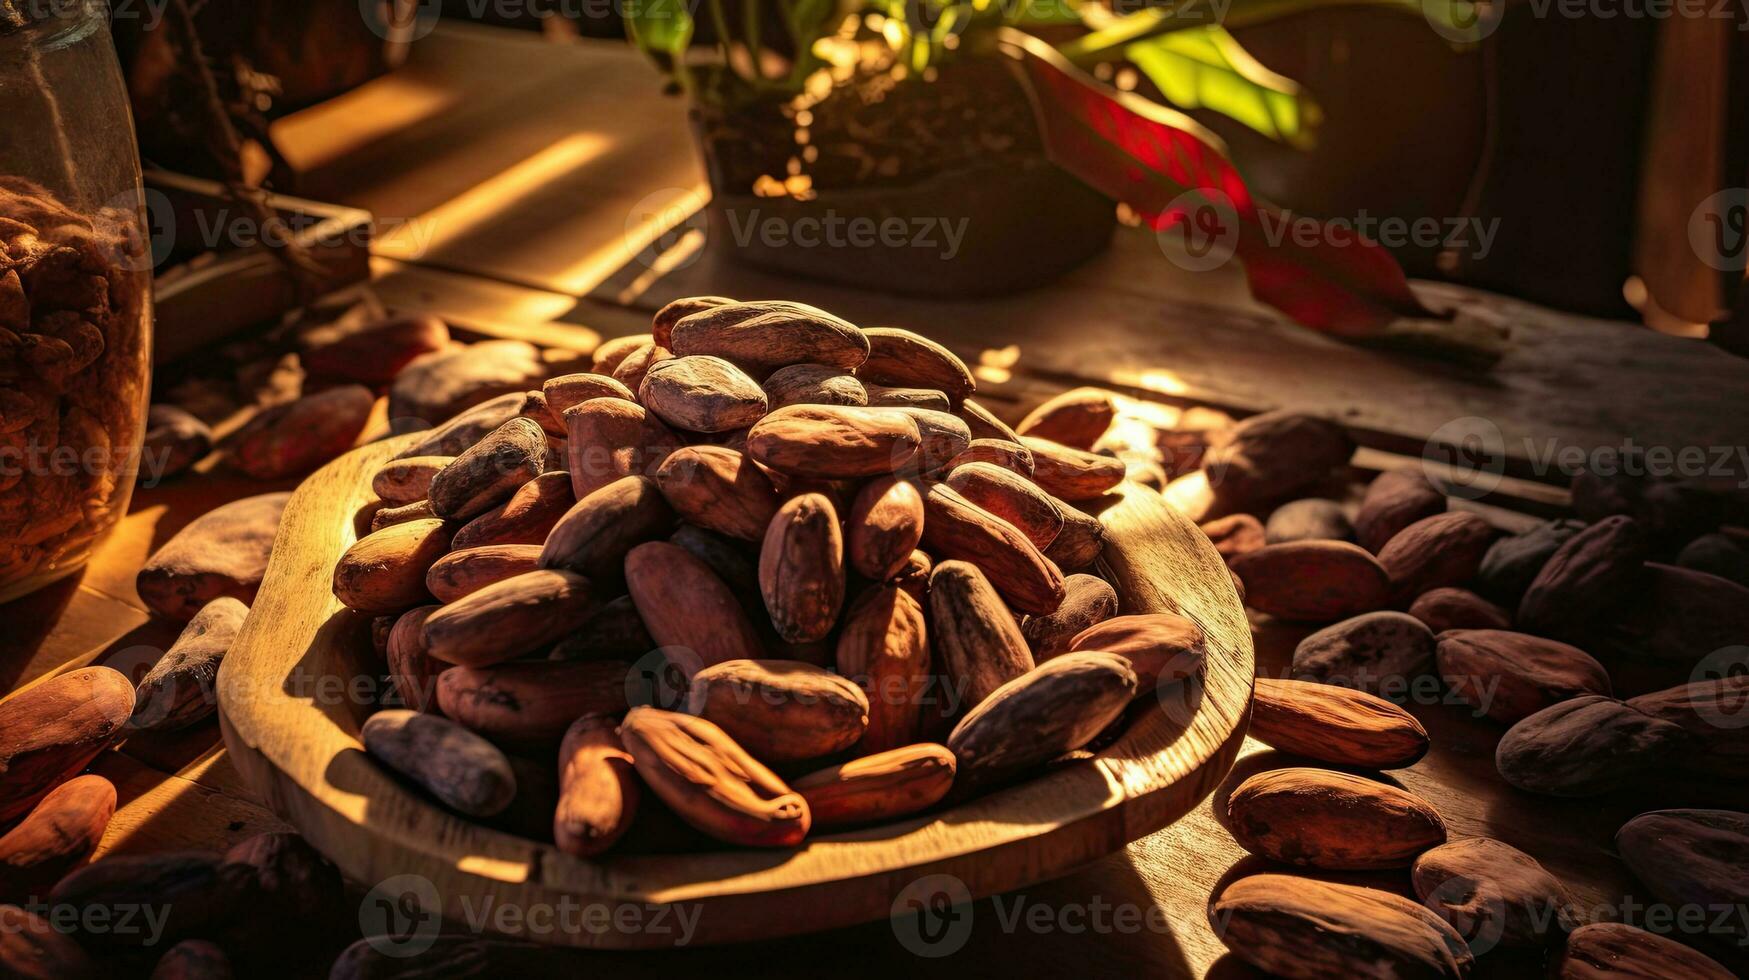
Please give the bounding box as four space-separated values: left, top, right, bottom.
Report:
623 0 1484 316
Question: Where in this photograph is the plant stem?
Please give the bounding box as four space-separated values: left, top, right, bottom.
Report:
743 0 762 79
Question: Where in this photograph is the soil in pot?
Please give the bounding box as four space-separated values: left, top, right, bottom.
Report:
692 56 1115 298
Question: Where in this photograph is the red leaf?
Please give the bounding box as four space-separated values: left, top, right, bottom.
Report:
999 30 1436 337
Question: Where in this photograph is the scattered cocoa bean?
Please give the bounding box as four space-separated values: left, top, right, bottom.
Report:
1291 611 1435 694
1227 767 1446 868
1435 629 1611 724
137 492 289 621
1231 541 1391 622
1495 696 1688 797
131 596 248 731
1355 468 1446 554
1250 677 1429 768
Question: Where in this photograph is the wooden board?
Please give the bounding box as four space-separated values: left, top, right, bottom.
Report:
215 433 1254 948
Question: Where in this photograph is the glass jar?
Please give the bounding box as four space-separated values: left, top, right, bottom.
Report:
0 0 152 602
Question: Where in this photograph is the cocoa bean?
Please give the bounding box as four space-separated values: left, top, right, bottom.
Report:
332 518 451 615
1355 468 1446 554
618 707 810 847
945 652 1136 786
386 606 443 712
759 493 846 643
563 397 683 499
450 471 574 550
1475 518 1586 604
550 595 656 662
539 475 674 587
1495 696 1688 797
1016 387 1117 450
1291 611 1435 695
137 492 289 622
624 541 765 679
686 659 869 763
1020 436 1125 501
1378 511 1498 605
1064 612 1204 692
1227 767 1447 868
670 300 869 374
1407 587 1510 633
1625 677 1749 774
48 851 255 946
929 560 1035 710
1209 874 1473 980
591 334 654 376
0 667 133 823
393 391 533 460
1250 677 1429 768
1265 498 1353 544
1615 562 1749 663
1043 501 1106 572
651 296 735 348
1201 411 1355 506
425 545 543 603
746 404 920 478
1021 573 1118 659
609 343 671 393
371 456 452 506
761 363 868 409
360 709 517 816
1676 532 1749 586
1616 809 1749 940
954 397 1022 443
541 373 636 420
436 659 630 744
301 313 448 385
1200 513 1265 565
1555 922 1735 980
1517 516 1647 641
554 716 639 857
896 408 971 476
388 340 543 432
422 569 597 667
0 775 114 904
920 483 1065 615
947 438 1035 477
792 743 956 828
638 355 768 433
1411 837 1578 947
863 385 950 411
653 446 777 541
1232 541 1391 622
131 596 248 731
834 586 930 754
1434 629 1611 724
231 384 373 480
141 404 211 483
845 476 925 582
426 417 546 521
945 461 1062 551
859 327 975 404
0 905 98 977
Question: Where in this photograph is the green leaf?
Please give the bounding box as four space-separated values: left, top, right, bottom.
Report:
624 0 695 62
1004 0 1087 26
1125 26 1318 147
1059 0 1465 63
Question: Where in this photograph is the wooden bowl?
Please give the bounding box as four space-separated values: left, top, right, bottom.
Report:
217 434 1253 948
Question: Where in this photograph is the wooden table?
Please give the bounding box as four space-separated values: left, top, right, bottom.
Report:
7 23 1749 977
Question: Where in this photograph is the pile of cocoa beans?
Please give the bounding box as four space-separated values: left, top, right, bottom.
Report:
332 298 1210 854
1130 407 1747 977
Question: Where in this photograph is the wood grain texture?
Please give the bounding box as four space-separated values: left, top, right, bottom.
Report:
216 434 1253 948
